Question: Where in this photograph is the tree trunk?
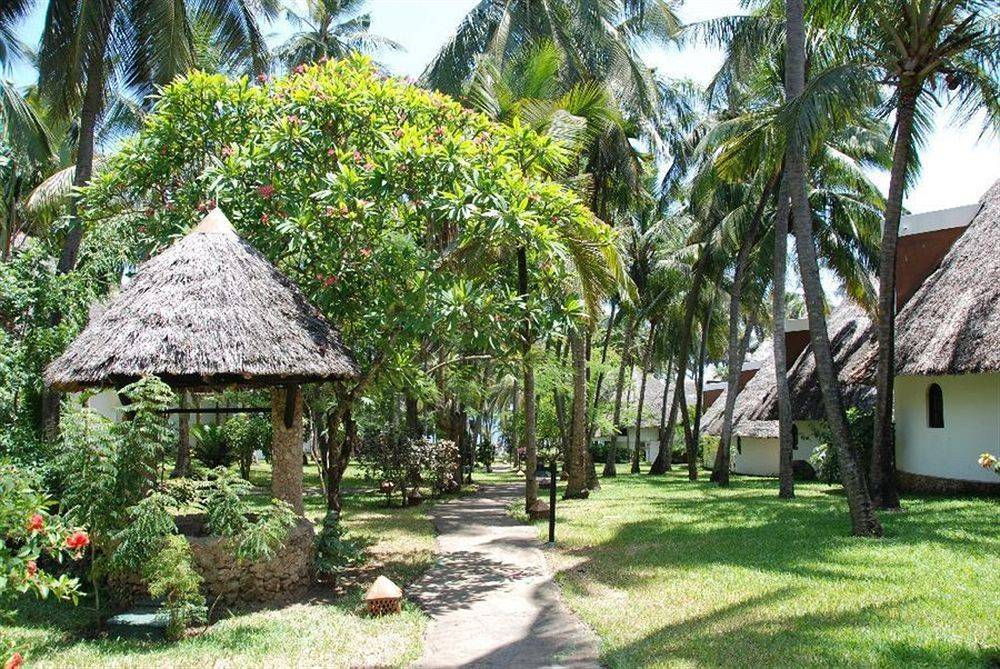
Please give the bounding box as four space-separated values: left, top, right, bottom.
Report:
657 357 674 471
171 391 191 478
589 302 617 452
679 380 697 480
870 88 917 511
785 0 881 537
519 247 539 511
271 385 304 515
691 304 712 455
774 174 796 499
715 315 756 482
650 257 707 474
511 379 520 470
565 327 590 498
630 321 656 474
605 314 635 477
40 38 109 440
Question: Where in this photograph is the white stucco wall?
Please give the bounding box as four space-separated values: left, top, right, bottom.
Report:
730 421 821 477
895 374 1000 483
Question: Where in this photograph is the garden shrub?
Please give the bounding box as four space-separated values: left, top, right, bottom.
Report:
143 535 206 640
192 424 232 469
1 462 86 667
476 439 495 472
54 377 295 636
314 511 363 583
222 414 272 479
808 408 874 485
357 435 460 505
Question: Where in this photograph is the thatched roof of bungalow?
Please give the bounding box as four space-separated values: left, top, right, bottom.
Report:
46 209 359 391
702 337 781 439
703 300 876 438
894 180 1000 376
763 300 876 422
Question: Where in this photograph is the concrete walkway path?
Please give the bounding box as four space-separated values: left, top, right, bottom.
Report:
408 480 600 669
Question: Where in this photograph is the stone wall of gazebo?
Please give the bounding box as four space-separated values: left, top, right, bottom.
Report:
110 515 315 608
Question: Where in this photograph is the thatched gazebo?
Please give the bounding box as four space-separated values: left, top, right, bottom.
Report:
46 208 359 513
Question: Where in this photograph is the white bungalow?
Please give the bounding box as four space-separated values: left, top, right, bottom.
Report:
598 369 697 464
891 182 1000 493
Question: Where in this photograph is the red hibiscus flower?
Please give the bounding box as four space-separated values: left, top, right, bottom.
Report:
257 184 275 199
66 530 90 551
27 514 44 533
4 652 24 669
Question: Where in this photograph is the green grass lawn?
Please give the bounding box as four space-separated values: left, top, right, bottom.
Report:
6 464 437 668
535 472 999 669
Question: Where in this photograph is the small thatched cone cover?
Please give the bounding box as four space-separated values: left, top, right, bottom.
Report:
46 208 359 390
365 575 403 615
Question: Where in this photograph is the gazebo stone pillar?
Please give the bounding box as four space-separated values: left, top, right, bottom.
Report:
271 385 304 515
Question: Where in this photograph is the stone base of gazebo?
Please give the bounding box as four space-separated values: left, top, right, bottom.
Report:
110 514 315 609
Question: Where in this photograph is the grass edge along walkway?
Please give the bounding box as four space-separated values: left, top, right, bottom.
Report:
533 471 999 669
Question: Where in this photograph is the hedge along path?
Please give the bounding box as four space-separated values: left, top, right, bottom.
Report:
408 479 599 668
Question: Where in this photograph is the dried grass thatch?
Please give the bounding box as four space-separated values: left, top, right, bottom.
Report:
894 180 1000 376
703 300 876 438
702 339 780 439
46 209 359 391
758 300 876 422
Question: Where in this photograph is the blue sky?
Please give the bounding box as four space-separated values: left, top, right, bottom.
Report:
6 0 999 213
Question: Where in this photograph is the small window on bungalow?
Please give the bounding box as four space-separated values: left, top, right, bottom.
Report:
927 383 944 428
791 424 799 450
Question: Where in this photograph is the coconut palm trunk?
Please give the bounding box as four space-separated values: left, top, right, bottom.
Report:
785 0 882 537
605 314 635 477
588 301 617 445
715 315 756 480
870 89 918 511
715 224 761 486
691 304 712 451
518 246 539 511
773 176 796 498
630 321 656 474
650 257 707 474
565 326 590 498
657 357 675 471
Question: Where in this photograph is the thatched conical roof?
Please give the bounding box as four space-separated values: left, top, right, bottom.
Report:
46 209 359 391
894 180 1000 376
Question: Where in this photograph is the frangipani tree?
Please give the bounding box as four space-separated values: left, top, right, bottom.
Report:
73 55 624 510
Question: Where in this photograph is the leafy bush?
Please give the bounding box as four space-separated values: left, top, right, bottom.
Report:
203 468 297 563
314 511 363 582
476 439 495 472
1 462 86 667
222 414 272 479
808 408 874 485
356 435 460 505
55 378 294 638
192 424 232 469
144 535 206 640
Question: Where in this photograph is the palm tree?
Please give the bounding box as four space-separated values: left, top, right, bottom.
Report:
37 0 277 276
849 0 999 511
423 0 678 122
278 0 400 69
785 0 882 537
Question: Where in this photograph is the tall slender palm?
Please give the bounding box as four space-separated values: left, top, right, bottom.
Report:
38 0 277 276
848 0 999 511
785 0 882 536
278 0 400 69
